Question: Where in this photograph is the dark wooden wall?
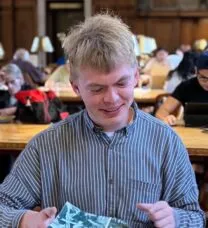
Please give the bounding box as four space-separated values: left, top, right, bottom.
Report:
1 0 208 63
92 0 208 52
0 0 37 63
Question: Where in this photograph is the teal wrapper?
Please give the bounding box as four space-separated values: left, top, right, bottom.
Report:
48 202 128 228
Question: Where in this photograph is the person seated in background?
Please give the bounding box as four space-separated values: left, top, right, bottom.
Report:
0 13 205 228
0 64 30 117
0 69 10 109
44 62 71 90
167 48 184 71
141 47 172 88
11 48 47 87
164 51 196 93
0 69 15 184
0 63 68 124
156 51 208 125
179 44 192 53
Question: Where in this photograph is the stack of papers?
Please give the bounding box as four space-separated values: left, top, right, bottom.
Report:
48 202 128 228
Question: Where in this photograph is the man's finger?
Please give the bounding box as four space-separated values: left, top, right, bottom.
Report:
148 201 170 214
41 207 57 218
137 203 153 212
149 209 170 222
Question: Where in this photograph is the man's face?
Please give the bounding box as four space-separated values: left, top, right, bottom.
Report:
5 74 22 95
197 69 208 91
71 64 139 132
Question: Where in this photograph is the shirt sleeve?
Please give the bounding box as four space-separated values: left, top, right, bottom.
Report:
25 62 45 84
162 129 206 227
171 81 187 105
0 144 41 227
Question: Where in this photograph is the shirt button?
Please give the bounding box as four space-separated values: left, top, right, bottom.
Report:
109 179 113 184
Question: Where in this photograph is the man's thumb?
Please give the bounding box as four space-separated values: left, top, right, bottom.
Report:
41 207 57 218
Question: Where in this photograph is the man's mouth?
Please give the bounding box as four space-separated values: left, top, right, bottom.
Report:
100 104 123 115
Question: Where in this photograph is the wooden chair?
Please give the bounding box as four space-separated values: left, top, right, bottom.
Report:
150 75 167 89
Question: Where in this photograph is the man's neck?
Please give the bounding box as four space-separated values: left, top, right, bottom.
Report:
103 107 135 133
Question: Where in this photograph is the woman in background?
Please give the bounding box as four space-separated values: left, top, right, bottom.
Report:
164 51 196 93
141 47 171 88
0 64 26 183
0 64 29 117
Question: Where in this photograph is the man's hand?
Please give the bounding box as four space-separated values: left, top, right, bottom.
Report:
164 115 177 126
19 207 57 228
137 201 176 228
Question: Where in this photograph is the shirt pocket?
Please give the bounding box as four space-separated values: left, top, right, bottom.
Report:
121 179 162 225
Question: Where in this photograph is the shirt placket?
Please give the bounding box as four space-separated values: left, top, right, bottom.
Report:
105 143 117 217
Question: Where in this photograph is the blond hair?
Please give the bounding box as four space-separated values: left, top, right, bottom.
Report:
63 14 137 80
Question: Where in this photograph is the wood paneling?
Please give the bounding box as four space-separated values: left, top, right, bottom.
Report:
0 6 13 61
92 0 208 52
196 18 208 39
15 1 37 51
146 18 180 50
180 19 196 45
151 0 178 9
0 0 37 63
128 18 146 35
1 0 208 62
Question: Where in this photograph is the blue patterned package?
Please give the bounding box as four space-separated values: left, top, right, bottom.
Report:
48 202 128 227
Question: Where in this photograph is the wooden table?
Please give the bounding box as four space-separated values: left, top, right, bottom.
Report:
0 124 207 157
0 124 49 152
55 89 81 102
55 88 167 104
173 126 208 157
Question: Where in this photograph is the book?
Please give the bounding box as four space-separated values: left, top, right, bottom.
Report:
48 202 128 228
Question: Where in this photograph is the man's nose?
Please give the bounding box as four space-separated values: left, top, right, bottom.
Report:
103 88 119 103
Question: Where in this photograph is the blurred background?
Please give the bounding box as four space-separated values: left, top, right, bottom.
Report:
0 0 208 66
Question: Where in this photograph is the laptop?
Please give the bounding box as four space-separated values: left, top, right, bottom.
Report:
184 102 208 127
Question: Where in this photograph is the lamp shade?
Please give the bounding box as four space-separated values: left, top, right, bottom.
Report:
0 42 5 60
194 39 207 51
138 35 157 54
31 36 54 53
132 35 140 56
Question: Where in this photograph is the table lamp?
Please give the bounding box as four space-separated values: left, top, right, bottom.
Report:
0 42 5 60
132 34 140 57
30 36 54 68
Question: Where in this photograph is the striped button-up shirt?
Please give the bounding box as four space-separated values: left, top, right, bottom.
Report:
0 104 205 227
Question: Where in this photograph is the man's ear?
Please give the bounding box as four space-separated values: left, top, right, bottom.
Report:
70 80 80 95
134 67 140 87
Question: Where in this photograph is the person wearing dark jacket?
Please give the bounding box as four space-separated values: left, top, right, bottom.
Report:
12 48 47 87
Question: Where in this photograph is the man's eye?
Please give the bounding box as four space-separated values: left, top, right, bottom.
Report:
117 82 127 87
91 87 103 92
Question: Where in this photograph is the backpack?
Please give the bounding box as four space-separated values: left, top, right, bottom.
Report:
15 89 69 124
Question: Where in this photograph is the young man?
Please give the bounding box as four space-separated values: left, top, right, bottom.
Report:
156 51 208 125
0 14 205 227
